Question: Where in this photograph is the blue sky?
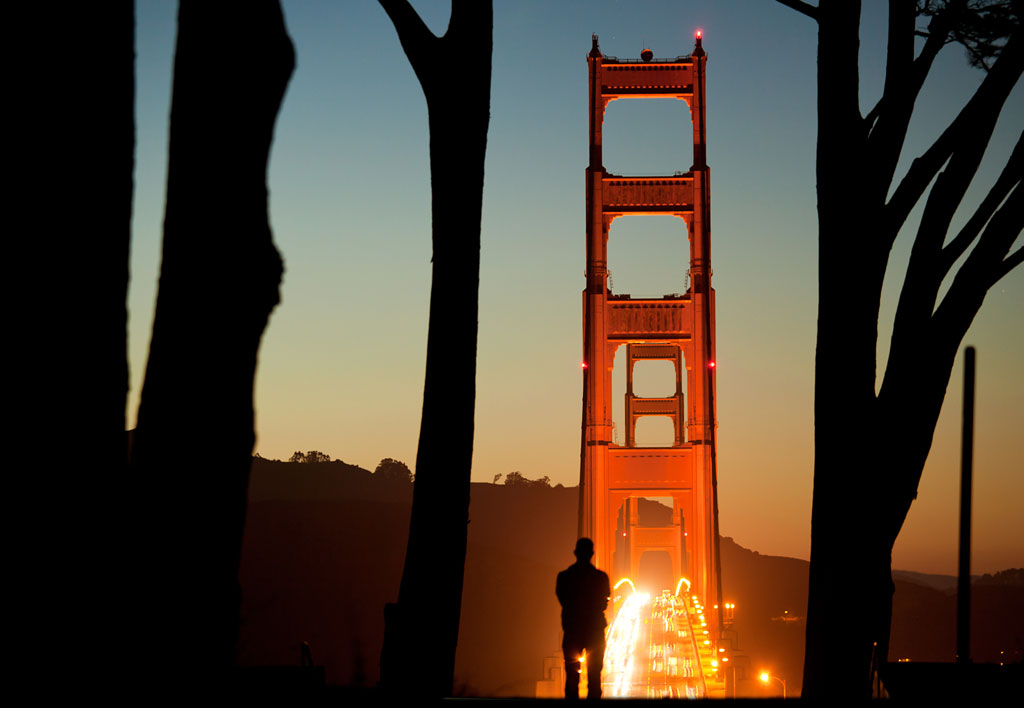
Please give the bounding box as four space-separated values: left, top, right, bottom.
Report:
131 1 1022 573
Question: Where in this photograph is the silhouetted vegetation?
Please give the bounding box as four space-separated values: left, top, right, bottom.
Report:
290 450 333 464
15 3 135 691
130 0 294 680
775 1 1022 697
376 0 493 698
504 471 553 488
374 457 413 483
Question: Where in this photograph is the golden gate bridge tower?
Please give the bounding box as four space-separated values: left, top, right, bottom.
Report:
580 32 722 635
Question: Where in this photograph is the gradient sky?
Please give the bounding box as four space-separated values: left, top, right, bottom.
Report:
132 1 1022 574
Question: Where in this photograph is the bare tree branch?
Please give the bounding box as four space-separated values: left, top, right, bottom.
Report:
884 27 1024 241
996 244 1024 280
933 181 1023 336
379 0 438 81
865 11 949 135
864 1 921 200
885 94 1018 363
775 0 820 21
939 129 1023 274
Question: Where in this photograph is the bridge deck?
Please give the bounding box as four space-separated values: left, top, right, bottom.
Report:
585 589 719 698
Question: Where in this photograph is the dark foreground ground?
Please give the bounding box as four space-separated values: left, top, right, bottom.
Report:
237 458 1023 698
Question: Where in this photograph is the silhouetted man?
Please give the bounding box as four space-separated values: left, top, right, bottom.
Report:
556 537 610 699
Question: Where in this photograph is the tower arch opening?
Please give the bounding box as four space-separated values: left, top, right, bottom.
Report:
636 550 675 595
607 215 690 298
602 98 693 176
633 417 676 447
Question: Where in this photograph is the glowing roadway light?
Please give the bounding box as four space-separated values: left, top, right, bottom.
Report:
614 577 636 594
602 591 651 698
674 577 691 596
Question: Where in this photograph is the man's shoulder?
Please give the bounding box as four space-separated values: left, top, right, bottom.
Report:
559 561 610 582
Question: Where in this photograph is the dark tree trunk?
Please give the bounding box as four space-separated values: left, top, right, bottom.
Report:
800 0 1023 698
803 2 885 697
130 0 293 681
376 0 492 697
11 2 134 690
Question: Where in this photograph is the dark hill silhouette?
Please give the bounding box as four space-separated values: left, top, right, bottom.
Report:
237 458 1023 696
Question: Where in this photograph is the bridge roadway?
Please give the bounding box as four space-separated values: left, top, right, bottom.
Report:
583 588 713 698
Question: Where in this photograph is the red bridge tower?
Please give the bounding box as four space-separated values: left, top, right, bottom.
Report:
580 33 720 625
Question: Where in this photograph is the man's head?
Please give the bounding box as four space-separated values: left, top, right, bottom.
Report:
573 537 595 562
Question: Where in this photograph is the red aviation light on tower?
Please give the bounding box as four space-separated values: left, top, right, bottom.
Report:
581 361 588 369
696 29 702 39
708 360 716 369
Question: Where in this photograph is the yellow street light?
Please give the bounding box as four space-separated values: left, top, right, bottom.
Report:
759 671 786 699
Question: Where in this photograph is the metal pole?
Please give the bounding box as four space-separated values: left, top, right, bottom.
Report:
956 346 975 665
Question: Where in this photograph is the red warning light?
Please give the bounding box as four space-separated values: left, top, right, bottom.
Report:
708 360 716 368
696 29 703 39
581 361 588 369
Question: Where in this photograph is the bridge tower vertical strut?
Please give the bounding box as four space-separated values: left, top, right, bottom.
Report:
580 33 720 632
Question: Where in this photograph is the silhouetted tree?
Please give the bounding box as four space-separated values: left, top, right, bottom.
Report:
504 470 527 487
375 457 413 483
776 0 1022 698
376 0 492 698
504 471 552 489
13 2 134 690
130 0 294 679
290 449 331 463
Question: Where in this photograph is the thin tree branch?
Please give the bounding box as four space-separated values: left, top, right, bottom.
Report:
884 26 1024 241
379 0 438 82
864 1 919 199
885 105 1016 352
939 130 1023 275
933 181 1024 335
996 245 1024 280
775 0 820 21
